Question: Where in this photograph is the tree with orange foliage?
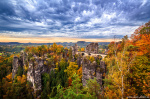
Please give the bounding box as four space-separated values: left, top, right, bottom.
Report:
81 48 85 52
77 66 82 80
105 21 150 98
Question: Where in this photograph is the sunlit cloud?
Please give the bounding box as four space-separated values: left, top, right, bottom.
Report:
0 0 150 42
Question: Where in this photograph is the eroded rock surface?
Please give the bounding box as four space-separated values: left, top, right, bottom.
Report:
82 56 105 86
12 56 19 79
86 42 98 54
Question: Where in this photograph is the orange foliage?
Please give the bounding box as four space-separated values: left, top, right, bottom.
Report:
6 73 12 82
135 34 150 56
68 77 72 86
17 75 26 83
77 66 82 80
81 48 85 52
0 56 3 63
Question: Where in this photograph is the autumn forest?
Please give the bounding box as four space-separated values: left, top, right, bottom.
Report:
0 21 150 99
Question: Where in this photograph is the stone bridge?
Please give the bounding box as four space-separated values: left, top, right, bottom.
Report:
76 52 107 59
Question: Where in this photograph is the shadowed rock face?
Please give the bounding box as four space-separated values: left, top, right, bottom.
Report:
77 54 82 68
27 57 51 91
13 53 51 92
82 56 105 86
12 56 19 79
86 43 98 54
12 56 24 79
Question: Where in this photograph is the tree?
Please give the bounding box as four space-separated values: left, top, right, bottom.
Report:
17 66 23 76
68 47 72 60
52 74 91 99
85 77 101 99
64 62 78 78
105 36 137 99
81 48 85 52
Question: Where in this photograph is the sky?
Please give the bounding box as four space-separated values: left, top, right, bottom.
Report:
0 0 150 43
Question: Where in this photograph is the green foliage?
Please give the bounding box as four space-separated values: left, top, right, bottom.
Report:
0 45 25 53
41 60 68 99
52 74 91 99
85 78 101 99
87 56 95 63
129 55 150 96
1 74 33 99
68 47 72 60
17 66 23 76
52 74 102 99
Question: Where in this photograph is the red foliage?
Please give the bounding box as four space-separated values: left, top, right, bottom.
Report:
68 78 72 86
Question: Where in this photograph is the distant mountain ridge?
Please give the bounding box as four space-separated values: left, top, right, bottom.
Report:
0 41 110 46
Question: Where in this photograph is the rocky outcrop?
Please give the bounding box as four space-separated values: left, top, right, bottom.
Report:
72 44 78 56
82 56 105 86
27 57 51 91
12 56 23 79
86 43 98 54
12 42 105 95
12 52 51 92
12 56 19 79
77 54 82 68
96 61 105 86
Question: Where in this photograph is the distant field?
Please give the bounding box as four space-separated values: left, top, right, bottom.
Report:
16 46 23 47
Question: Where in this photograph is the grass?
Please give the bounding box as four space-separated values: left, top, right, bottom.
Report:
0 53 2 55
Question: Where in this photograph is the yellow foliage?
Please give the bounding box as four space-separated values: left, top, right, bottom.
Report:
64 47 68 50
17 75 26 83
89 56 95 63
21 75 26 83
24 65 28 72
64 62 78 78
17 76 22 82
55 62 59 72
2 73 13 93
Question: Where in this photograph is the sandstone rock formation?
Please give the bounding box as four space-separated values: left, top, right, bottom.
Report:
12 56 24 79
72 44 78 56
85 42 98 54
27 56 53 92
12 52 51 92
12 56 19 79
82 56 105 86
12 42 106 95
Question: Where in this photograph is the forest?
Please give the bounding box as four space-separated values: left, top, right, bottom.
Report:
0 21 150 99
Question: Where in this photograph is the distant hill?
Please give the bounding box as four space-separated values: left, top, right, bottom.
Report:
0 42 110 47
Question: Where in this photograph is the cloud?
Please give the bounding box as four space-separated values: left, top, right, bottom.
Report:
0 0 150 39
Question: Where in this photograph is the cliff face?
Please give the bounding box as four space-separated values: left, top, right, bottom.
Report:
27 57 50 91
12 54 24 79
81 42 105 86
12 53 51 92
12 56 19 79
82 56 105 86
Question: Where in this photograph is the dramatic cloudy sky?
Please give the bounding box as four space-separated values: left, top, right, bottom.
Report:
0 0 150 42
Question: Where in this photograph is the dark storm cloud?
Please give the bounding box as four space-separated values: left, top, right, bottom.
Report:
0 0 150 38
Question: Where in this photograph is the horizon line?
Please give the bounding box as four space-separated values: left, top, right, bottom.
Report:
0 36 121 43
